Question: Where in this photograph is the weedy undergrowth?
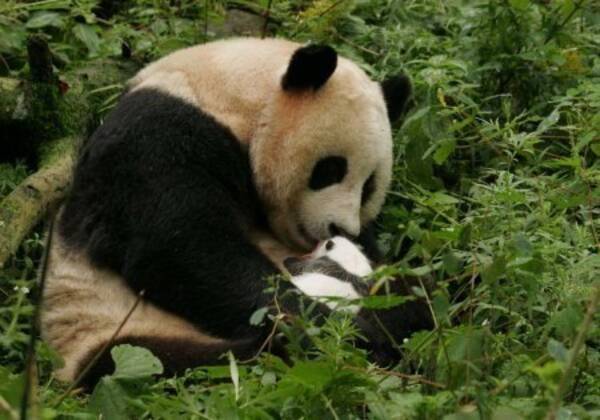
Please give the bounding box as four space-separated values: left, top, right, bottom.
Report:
0 0 599 419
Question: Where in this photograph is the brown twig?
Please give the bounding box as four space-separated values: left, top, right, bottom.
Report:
0 396 18 420
346 365 446 389
336 33 380 57
240 287 286 364
317 0 347 18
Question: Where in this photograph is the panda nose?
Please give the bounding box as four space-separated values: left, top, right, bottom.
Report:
329 223 356 239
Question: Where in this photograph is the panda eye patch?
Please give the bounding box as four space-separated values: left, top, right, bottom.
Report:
309 156 347 190
361 173 376 205
325 240 334 251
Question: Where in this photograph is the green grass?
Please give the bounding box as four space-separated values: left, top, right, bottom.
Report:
1 0 599 418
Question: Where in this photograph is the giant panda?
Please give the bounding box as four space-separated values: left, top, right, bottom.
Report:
40 38 412 384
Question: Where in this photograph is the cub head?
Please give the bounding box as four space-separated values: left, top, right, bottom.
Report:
251 44 411 251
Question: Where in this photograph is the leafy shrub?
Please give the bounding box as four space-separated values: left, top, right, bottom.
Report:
0 0 598 418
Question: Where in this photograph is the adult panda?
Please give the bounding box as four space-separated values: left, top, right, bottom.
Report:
41 38 411 383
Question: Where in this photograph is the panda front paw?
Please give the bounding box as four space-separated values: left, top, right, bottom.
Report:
354 315 400 367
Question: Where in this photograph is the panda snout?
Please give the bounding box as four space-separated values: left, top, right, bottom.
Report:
328 223 357 240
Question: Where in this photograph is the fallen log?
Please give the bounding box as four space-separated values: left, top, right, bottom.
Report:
0 136 76 268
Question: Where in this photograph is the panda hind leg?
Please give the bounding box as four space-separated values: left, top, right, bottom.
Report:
77 333 273 388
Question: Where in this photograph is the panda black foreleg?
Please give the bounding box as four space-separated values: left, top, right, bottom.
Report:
356 221 384 264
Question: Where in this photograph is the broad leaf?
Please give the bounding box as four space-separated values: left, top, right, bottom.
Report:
111 344 164 379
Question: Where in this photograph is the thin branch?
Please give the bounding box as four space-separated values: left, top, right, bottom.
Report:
20 215 55 420
240 287 286 364
346 365 446 389
544 0 587 44
0 396 18 420
336 33 380 57
204 0 209 38
317 0 347 18
261 0 273 39
321 394 340 420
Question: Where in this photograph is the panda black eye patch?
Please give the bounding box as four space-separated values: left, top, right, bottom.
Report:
361 173 376 205
309 156 347 190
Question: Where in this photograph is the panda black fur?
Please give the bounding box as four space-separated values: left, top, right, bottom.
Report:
41 38 412 382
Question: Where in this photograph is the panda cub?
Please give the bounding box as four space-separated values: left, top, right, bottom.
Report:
284 236 372 314
285 236 436 365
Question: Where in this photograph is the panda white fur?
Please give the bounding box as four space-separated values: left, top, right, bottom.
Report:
41 38 412 384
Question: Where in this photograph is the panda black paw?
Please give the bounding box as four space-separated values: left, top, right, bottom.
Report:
354 315 401 367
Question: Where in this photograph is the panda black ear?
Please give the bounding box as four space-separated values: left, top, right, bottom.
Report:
381 74 412 122
282 44 337 91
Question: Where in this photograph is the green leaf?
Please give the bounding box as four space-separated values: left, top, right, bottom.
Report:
560 0 575 18
0 366 24 410
89 377 129 420
446 328 484 363
26 11 64 29
549 304 583 340
482 256 506 285
261 371 277 386
408 265 433 276
432 293 450 322
547 339 568 363
111 344 164 379
424 192 459 207
360 294 409 309
228 351 240 401
73 24 100 55
250 307 269 326
402 107 443 190
529 361 563 388
535 108 560 134
433 138 456 165
511 233 533 258
284 361 334 392
509 0 530 11
442 251 461 275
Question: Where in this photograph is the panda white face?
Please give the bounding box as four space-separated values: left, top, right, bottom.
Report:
284 236 372 314
296 144 387 249
128 39 409 253
251 57 393 251
312 237 373 277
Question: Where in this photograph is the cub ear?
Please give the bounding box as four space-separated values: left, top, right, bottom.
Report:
381 74 412 122
282 44 337 91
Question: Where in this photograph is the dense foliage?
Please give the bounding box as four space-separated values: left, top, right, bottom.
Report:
1 0 599 418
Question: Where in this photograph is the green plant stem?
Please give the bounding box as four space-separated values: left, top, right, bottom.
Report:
544 0 587 44
20 217 54 420
545 284 600 420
